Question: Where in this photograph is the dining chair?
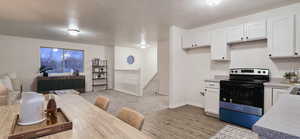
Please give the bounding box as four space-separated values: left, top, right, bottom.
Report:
95 96 110 111
0 84 8 106
117 107 145 130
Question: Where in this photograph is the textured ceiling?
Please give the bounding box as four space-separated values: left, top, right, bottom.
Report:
0 0 298 46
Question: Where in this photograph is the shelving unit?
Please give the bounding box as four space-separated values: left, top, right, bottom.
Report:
92 59 108 91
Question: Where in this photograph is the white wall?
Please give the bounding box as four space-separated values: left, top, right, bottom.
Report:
114 47 141 70
141 46 158 88
114 46 142 96
158 40 169 95
0 35 114 92
114 46 158 96
169 3 300 108
169 26 188 108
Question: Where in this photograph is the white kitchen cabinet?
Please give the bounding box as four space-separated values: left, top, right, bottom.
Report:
264 86 290 112
182 30 211 49
204 88 220 116
295 13 300 57
227 20 267 44
272 88 290 105
268 14 295 58
211 28 230 61
226 24 245 44
182 30 195 49
245 20 267 41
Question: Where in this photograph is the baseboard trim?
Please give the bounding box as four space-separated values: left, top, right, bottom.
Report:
114 88 142 96
169 102 187 109
188 102 204 108
205 112 219 118
143 73 158 89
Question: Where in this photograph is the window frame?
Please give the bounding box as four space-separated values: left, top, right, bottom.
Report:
40 46 85 73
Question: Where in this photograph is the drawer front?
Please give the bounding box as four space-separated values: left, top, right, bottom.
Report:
205 82 220 89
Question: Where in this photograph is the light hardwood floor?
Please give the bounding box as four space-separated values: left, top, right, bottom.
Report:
143 105 227 139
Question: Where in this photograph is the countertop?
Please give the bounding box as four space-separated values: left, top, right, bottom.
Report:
204 75 228 83
264 78 296 88
253 94 300 139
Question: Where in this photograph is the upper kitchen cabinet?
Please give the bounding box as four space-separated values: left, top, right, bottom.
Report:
268 14 295 58
182 30 211 49
226 20 267 44
245 20 267 41
295 14 300 57
211 28 230 61
226 24 245 44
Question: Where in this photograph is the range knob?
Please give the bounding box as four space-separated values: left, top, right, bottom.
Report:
258 71 261 74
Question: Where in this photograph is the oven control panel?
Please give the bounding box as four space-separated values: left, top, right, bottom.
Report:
230 68 269 75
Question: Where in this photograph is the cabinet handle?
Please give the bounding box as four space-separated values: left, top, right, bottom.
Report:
295 52 298 56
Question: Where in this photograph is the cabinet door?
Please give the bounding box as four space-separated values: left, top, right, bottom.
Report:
194 31 211 47
296 13 300 56
226 24 245 44
204 88 220 115
268 15 295 57
272 88 289 105
211 28 229 61
182 30 195 49
182 30 211 49
245 20 267 41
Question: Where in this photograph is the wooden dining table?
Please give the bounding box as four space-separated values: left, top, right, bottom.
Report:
0 94 151 139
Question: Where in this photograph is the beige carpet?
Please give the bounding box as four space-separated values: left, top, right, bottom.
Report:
80 89 168 115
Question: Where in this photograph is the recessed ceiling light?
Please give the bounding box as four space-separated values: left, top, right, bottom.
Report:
67 28 80 36
206 0 222 6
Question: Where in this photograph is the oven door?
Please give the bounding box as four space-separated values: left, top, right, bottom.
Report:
220 80 264 114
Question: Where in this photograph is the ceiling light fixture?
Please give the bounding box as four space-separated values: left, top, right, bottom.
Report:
67 28 80 36
138 40 148 49
206 0 222 6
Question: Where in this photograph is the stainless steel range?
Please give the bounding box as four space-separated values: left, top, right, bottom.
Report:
219 68 270 129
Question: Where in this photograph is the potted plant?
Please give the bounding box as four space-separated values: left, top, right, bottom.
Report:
283 72 298 83
39 66 53 77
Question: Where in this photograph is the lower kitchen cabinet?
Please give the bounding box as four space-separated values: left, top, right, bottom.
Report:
272 88 290 105
204 88 220 116
264 86 290 112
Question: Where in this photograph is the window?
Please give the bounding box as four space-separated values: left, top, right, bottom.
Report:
40 47 84 73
